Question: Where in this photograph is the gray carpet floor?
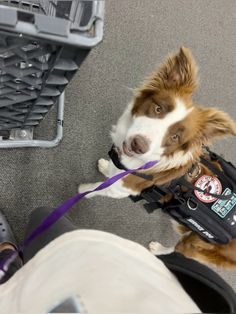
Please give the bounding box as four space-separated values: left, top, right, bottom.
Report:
0 0 236 290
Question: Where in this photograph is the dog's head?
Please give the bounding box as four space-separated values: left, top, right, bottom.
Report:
112 47 236 169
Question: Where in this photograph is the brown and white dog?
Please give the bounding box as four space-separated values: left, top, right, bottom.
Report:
79 47 236 268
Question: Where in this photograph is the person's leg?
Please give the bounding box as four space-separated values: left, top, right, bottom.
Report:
23 207 77 263
0 211 22 284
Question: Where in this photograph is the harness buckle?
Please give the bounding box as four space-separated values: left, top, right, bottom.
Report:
141 185 167 203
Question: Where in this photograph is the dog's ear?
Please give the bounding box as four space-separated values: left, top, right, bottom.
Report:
140 47 198 95
199 108 236 143
161 47 198 92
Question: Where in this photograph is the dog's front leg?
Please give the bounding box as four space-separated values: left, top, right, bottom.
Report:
78 180 133 199
97 158 110 177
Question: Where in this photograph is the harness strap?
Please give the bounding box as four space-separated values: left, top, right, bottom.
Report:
129 155 235 211
173 154 235 201
109 144 235 200
176 176 232 200
200 156 236 193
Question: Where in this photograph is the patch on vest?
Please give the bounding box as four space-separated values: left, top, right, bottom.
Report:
194 175 222 203
211 188 236 218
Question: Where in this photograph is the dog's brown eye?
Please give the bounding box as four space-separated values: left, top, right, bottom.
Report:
155 104 162 113
171 134 179 142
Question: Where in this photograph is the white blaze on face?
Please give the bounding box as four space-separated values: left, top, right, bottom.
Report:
126 99 191 159
111 98 193 169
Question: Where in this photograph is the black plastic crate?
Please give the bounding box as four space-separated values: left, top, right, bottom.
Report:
0 0 104 146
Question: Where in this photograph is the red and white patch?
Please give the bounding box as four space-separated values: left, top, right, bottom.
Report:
194 175 222 203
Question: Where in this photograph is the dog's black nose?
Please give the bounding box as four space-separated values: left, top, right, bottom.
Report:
131 135 149 154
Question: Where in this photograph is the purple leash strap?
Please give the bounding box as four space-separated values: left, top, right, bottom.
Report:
0 160 158 279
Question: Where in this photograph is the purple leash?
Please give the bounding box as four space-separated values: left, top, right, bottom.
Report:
0 160 158 279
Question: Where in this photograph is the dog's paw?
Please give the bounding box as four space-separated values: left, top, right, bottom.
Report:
98 158 109 176
148 241 174 255
148 241 165 255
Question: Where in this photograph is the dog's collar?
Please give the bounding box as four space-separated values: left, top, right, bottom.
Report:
108 145 154 181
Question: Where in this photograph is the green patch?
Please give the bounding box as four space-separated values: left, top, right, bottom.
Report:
211 188 236 218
